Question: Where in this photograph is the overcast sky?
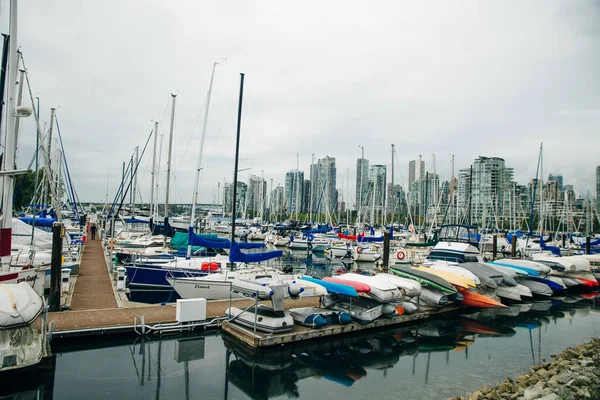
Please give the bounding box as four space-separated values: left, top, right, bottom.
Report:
2 0 599 204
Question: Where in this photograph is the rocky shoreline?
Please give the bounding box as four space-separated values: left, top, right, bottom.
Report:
451 337 600 400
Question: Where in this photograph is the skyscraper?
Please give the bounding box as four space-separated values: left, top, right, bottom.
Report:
548 174 563 191
315 156 337 216
223 181 247 218
246 175 266 219
596 166 600 207
285 170 304 217
356 158 370 212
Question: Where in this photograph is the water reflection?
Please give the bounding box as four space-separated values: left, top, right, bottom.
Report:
5 297 600 400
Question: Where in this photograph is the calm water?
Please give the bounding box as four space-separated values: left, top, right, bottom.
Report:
5 297 600 400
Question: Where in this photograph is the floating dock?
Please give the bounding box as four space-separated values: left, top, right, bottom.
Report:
221 305 458 349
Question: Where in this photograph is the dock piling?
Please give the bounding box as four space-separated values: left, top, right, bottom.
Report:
492 234 497 260
49 222 64 312
511 234 517 258
383 231 390 272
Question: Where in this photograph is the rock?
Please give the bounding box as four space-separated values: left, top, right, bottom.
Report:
541 362 552 370
547 376 560 388
536 369 549 378
531 365 542 371
581 359 594 367
523 387 542 400
556 370 576 384
565 378 576 388
577 388 592 399
468 390 483 400
537 394 559 400
547 369 557 377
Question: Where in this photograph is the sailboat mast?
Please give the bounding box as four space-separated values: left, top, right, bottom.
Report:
358 145 364 225
132 146 139 216
0 0 19 265
231 73 245 243
295 154 300 221
149 121 158 218
163 94 176 248
187 63 218 257
391 144 394 225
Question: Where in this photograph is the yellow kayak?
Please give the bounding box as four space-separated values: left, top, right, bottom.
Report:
414 266 477 289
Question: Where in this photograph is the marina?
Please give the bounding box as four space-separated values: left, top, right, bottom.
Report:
0 1 600 399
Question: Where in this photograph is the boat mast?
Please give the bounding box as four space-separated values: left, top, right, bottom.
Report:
231 73 245 245
295 153 300 222
132 146 139 217
0 0 19 268
309 154 314 223
163 94 176 248
149 121 158 218
357 145 364 226
187 62 218 258
390 144 394 226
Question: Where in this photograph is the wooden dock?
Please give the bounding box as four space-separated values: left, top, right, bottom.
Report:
221 305 458 349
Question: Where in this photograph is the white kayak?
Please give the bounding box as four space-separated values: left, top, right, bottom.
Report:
0 283 44 329
494 259 552 275
375 273 422 297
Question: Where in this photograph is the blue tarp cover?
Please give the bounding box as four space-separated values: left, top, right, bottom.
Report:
229 241 282 263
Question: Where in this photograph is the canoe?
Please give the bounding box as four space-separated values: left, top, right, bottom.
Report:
467 262 517 287
300 277 358 297
323 276 370 292
487 262 530 277
543 276 567 290
496 259 552 274
495 285 521 301
414 266 476 289
335 273 402 303
525 277 564 292
531 255 591 273
389 266 457 294
519 280 552 296
460 290 507 308
489 261 540 277
375 273 422 297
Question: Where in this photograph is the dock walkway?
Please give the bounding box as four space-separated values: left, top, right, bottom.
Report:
69 239 117 310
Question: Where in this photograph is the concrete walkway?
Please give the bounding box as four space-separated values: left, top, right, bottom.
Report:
69 239 117 310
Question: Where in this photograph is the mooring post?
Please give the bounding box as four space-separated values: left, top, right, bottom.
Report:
562 233 566 248
49 222 64 312
492 234 497 260
586 236 591 255
511 234 517 258
383 231 390 273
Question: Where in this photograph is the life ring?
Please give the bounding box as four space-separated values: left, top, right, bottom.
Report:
356 246 363 254
396 251 406 260
107 239 116 250
276 236 280 241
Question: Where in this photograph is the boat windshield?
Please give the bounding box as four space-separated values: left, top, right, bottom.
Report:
438 225 479 245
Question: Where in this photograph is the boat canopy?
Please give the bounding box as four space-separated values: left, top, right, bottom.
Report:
188 228 265 250
229 241 282 263
438 225 480 247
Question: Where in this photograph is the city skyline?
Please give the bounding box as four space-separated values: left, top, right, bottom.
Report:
4 2 599 205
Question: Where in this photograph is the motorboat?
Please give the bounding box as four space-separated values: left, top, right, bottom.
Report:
389 266 457 294
353 245 382 263
0 283 44 329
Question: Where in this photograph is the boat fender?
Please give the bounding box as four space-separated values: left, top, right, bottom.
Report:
356 246 363 254
288 284 304 298
396 251 405 260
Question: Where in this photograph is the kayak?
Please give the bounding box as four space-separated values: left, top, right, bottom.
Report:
323 276 370 293
389 266 457 294
460 290 507 308
414 266 476 289
300 277 358 297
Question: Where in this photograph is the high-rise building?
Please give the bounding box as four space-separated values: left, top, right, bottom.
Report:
596 166 600 206
369 164 387 211
285 170 304 217
270 185 284 216
548 174 563 191
356 158 370 212
468 156 510 226
315 156 337 215
223 181 247 218
457 168 472 221
246 175 266 219
303 180 311 214
387 183 407 217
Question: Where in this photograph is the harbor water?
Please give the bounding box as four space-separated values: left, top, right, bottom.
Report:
4 297 600 399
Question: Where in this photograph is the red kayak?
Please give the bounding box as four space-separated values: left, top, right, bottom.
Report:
579 291 600 299
323 276 370 293
461 291 507 308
